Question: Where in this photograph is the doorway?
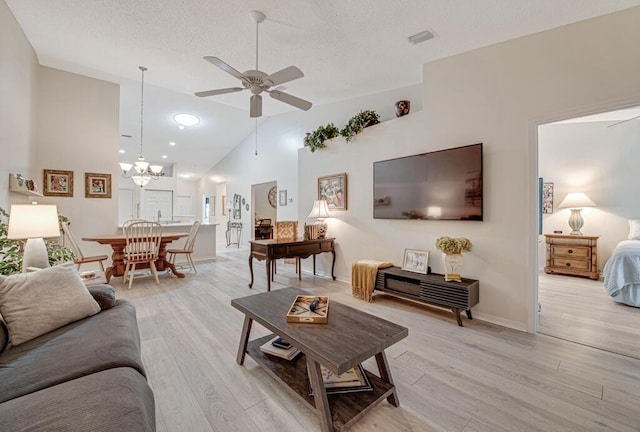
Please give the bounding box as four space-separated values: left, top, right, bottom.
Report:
251 181 277 240
536 105 640 359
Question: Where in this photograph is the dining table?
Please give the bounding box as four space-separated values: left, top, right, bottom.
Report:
83 232 189 283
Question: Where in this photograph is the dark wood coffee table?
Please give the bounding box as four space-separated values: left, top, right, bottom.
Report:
231 287 408 432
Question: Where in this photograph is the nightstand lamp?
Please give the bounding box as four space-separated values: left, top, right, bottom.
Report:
7 204 61 271
558 192 596 235
308 200 330 239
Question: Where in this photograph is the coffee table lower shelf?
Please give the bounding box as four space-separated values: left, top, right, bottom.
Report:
246 334 395 432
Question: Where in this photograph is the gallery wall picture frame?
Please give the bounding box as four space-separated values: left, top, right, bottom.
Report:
279 190 287 206
542 182 554 214
222 195 227 216
318 173 347 210
43 169 73 197
401 249 429 274
84 172 112 198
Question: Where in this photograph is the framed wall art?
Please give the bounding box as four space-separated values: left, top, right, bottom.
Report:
43 169 73 197
401 249 429 274
542 182 554 214
318 173 347 210
85 172 112 198
222 195 227 216
279 190 287 206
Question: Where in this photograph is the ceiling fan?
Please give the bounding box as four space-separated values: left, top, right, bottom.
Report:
195 10 312 118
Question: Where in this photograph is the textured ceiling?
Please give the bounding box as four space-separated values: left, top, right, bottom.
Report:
7 0 640 179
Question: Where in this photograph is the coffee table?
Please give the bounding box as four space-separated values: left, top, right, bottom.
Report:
231 287 408 432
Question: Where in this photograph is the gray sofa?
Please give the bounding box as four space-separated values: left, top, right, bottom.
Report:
0 290 155 431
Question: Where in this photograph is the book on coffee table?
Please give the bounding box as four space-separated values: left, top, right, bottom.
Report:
259 336 300 360
308 364 373 395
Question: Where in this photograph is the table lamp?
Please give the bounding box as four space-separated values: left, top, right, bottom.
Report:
308 200 330 239
558 192 596 235
7 204 61 271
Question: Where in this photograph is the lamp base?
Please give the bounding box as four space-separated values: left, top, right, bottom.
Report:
315 220 328 239
22 237 50 272
568 209 584 235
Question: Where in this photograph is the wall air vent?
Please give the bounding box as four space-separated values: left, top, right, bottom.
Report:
408 28 436 45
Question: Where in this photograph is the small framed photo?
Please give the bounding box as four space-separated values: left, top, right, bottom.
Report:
542 182 554 214
85 172 112 198
43 169 73 197
401 249 429 274
318 173 347 210
279 190 288 206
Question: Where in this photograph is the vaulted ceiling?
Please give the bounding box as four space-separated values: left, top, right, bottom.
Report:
7 0 640 179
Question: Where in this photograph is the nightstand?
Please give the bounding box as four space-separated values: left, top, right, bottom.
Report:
544 234 599 280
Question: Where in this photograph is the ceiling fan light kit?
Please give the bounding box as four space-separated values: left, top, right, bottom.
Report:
195 10 312 118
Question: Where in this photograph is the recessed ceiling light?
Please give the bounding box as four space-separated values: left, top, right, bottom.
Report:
178 125 185 130
169 141 176 146
119 149 125 153
173 113 200 126
162 155 167 159
180 173 192 179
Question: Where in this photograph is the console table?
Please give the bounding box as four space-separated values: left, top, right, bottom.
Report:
375 266 479 326
248 238 336 291
226 221 242 248
232 287 408 432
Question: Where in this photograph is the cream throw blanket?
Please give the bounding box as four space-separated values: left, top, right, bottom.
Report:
352 260 394 302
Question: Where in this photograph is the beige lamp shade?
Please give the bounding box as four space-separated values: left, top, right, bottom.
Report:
308 200 330 218
558 192 596 209
7 204 60 239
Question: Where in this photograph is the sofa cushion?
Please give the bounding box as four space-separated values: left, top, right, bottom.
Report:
0 262 100 346
0 317 8 354
0 300 145 403
0 367 156 432
88 284 117 310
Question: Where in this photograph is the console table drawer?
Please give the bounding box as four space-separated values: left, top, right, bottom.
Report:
551 245 590 258
551 258 590 271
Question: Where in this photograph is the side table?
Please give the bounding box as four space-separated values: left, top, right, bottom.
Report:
544 234 599 279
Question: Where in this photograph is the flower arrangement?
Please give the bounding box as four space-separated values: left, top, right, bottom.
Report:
435 236 472 255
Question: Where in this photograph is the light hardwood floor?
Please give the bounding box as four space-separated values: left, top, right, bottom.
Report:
538 272 640 359
115 251 640 432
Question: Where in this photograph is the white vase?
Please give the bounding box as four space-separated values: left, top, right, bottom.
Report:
443 253 464 282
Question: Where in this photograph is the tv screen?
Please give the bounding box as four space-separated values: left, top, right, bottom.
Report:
373 143 483 220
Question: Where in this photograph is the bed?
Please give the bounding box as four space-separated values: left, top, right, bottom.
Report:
603 239 640 307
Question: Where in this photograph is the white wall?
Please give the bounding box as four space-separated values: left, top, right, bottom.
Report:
539 119 640 269
35 66 120 261
0 1 38 208
253 181 277 223
202 83 423 245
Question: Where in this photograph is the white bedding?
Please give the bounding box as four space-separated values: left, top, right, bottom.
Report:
603 240 640 307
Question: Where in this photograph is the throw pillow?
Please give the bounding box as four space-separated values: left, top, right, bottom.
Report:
0 316 8 353
0 262 100 346
88 285 117 310
629 219 640 240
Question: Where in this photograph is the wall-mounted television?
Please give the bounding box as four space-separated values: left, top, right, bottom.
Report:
373 143 483 221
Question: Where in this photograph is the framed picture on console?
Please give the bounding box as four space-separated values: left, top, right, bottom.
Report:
318 173 347 210
402 249 429 274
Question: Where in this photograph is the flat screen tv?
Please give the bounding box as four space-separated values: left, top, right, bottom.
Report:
373 143 483 220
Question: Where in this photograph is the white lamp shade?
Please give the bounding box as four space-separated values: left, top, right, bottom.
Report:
7 204 60 239
119 162 133 172
149 165 163 174
308 200 330 218
132 175 151 187
134 161 149 173
558 192 596 209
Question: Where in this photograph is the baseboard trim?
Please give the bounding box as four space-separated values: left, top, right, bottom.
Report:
472 312 529 332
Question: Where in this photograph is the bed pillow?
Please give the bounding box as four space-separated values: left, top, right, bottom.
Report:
629 219 640 240
0 262 100 346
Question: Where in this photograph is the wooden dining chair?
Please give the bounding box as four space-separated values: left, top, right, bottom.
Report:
61 221 108 272
123 221 162 289
167 220 201 274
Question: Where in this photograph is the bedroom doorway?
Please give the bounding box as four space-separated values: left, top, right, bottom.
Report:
536 105 640 359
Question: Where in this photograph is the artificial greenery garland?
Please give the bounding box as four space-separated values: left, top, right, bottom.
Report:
340 110 380 143
303 123 340 153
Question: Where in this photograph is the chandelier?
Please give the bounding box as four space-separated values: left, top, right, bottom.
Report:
119 66 163 187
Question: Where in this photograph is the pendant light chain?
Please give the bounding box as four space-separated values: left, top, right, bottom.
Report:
139 66 147 160
255 117 258 156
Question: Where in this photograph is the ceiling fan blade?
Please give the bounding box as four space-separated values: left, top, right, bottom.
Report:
250 94 262 118
265 66 304 87
269 90 312 111
194 87 245 97
203 56 247 82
